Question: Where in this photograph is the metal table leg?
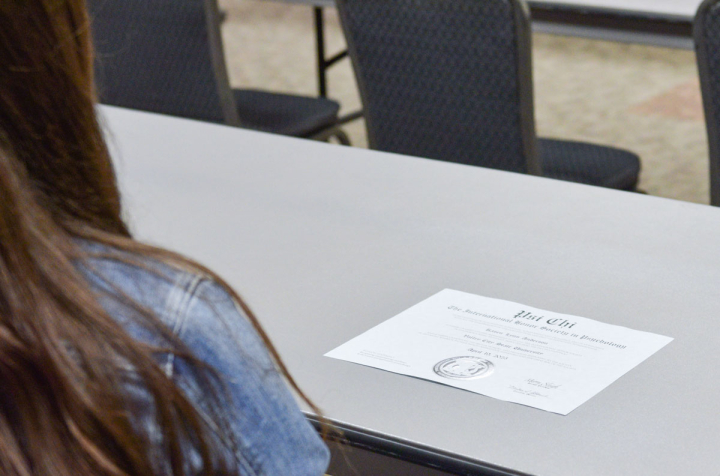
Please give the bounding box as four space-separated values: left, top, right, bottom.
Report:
313 5 362 128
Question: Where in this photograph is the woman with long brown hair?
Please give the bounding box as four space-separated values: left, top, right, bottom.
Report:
0 1 329 474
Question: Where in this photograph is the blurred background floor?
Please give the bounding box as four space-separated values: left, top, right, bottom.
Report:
220 0 708 204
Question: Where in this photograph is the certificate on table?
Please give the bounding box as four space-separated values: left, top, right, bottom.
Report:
326 289 672 415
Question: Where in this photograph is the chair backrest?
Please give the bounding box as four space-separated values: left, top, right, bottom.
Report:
695 0 720 206
88 0 239 125
336 0 540 174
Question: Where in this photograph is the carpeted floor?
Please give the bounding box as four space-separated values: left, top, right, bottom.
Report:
220 0 709 204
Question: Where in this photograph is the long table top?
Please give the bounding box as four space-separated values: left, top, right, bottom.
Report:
103 105 720 476
538 0 699 21
530 0 699 49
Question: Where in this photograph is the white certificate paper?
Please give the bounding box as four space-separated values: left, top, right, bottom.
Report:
325 289 673 415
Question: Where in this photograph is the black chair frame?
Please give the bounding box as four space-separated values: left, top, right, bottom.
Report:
92 0 350 143
336 0 639 190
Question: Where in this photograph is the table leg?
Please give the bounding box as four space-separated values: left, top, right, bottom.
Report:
314 6 328 97
312 5 362 126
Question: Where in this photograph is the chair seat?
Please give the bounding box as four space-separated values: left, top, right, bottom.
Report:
233 89 340 137
538 138 641 191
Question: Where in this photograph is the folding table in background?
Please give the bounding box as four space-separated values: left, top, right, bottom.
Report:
259 0 702 98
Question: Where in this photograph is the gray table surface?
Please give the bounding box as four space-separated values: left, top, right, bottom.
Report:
103 105 720 476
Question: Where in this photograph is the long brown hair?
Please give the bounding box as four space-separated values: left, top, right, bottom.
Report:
0 1 321 475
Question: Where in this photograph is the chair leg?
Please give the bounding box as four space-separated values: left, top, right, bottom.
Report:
310 127 352 145
332 129 351 145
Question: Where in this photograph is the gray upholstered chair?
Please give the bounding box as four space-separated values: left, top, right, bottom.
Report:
89 0 348 143
336 0 640 190
695 0 720 205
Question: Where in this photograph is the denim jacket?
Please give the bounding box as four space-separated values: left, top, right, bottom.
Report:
82 248 330 475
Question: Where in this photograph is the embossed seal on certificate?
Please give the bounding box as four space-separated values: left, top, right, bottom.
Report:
433 356 494 380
